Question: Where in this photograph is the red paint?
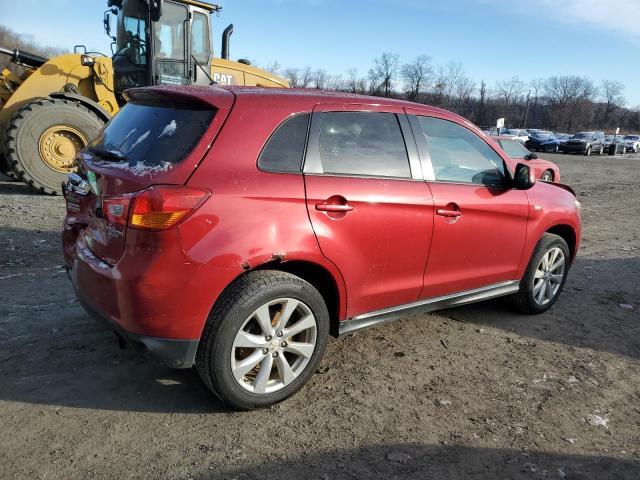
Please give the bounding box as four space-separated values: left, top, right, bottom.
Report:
62 86 581 344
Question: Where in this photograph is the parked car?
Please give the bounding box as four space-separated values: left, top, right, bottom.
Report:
561 131 606 156
502 128 529 144
623 135 640 153
525 131 561 153
604 135 627 154
493 137 560 182
62 86 581 409
555 133 572 146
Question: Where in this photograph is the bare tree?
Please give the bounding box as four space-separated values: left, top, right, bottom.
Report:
299 66 314 88
282 68 299 88
264 61 281 75
495 76 526 105
313 69 329 90
368 52 400 97
543 75 597 131
435 62 465 107
401 54 434 101
599 79 626 126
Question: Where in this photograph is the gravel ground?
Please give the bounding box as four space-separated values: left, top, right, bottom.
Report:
0 152 639 479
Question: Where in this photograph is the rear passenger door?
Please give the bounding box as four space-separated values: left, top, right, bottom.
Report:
304 104 434 318
408 113 530 299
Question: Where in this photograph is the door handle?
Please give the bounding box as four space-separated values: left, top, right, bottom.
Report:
436 208 462 218
315 203 354 212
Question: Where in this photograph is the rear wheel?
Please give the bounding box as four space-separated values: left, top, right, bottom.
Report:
196 270 330 410
511 233 570 314
4 98 106 195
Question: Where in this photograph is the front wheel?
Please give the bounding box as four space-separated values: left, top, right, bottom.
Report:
511 233 570 314
585 146 592 156
598 145 604 155
196 270 330 410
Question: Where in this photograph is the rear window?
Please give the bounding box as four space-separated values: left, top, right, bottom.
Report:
88 101 215 170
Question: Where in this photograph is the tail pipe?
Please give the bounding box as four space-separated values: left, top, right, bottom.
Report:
0 47 49 69
221 24 233 60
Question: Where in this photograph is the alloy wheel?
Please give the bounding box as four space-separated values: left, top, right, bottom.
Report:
231 298 317 394
533 247 565 305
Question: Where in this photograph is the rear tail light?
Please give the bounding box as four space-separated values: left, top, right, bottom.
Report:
104 185 210 231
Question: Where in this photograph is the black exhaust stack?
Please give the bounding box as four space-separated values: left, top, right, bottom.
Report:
0 47 49 69
221 24 233 60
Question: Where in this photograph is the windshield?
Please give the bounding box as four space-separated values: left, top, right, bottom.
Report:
623 135 639 140
503 129 519 135
531 131 551 139
573 132 592 139
499 139 530 158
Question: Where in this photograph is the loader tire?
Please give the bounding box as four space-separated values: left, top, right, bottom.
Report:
0 153 19 181
4 98 105 195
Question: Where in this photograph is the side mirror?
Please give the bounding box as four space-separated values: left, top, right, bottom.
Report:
514 163 536 190
527 152 538 160
149 0 163 22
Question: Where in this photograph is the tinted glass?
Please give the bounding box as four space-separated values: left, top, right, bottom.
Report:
418 116 506 186
89 101 215 170
191 12 210 64
258 114 310 173
573 132 592 139
499 139 530 158
318 112 410 178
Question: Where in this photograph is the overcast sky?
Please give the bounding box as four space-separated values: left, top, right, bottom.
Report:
1 0 639 104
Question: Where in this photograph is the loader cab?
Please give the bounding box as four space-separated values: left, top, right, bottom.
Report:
108 0 216 101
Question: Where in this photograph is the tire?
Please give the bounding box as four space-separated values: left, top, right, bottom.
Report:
196 270 330 410
584 146 592 156
598 145 604 155
540 170 554 182
4 98 105 195
553 145 559 153
511 233 570 314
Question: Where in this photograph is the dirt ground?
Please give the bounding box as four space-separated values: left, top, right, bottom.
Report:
1 152 639 480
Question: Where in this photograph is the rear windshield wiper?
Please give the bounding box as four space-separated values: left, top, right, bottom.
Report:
88 146 127 162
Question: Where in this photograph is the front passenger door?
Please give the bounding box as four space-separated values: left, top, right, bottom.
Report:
409 114 530 299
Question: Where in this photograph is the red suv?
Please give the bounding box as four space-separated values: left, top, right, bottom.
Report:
62 86 581 409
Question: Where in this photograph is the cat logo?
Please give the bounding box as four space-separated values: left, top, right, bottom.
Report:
212 72 236 85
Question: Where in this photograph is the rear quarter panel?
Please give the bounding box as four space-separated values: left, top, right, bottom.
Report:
181 94 348 318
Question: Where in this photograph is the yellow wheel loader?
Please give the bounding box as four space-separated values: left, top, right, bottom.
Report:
0 0 288 194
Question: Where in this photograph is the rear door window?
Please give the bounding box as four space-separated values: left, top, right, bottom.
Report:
88 101 215 171
258 114 310 173
418 116 506 186
316 112 411 178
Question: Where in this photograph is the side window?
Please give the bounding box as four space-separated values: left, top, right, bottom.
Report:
191 12 210 64
418 116 506 186
258 114 310 173
317 112 411 178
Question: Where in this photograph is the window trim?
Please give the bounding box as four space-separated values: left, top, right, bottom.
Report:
256 113 311 174
409 114 513 188
302 110 423 181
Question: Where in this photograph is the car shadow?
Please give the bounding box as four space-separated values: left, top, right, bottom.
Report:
0 174 42 195
203 443 639 479
1 222 638 413
439 256 640 362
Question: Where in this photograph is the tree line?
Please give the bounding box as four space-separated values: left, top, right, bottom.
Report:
264 53 639 134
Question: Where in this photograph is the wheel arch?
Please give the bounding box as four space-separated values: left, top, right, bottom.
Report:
251 259 344 337
546 224 577 260
49 92 111 123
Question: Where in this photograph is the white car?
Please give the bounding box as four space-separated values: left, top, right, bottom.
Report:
502 128 529 144
623 135 640 153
